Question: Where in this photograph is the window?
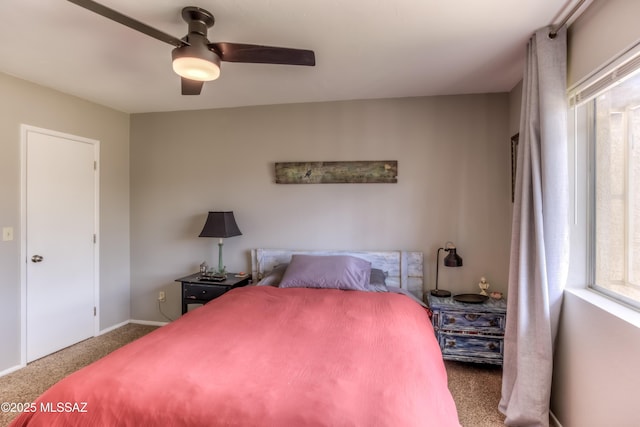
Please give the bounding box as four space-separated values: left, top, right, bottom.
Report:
571 49 640 309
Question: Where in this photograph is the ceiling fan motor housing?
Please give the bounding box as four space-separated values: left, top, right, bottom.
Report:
182 6 215 37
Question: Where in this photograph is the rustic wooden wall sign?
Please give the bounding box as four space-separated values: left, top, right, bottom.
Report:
275 161 398 184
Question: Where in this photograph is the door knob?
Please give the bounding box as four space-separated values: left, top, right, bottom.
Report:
31 255 43 263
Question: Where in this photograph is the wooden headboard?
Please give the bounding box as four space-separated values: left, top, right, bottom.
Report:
251 248 424 299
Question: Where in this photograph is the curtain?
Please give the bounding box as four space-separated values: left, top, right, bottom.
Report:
499 26 569 427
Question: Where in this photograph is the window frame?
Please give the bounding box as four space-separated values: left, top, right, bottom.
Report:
570 43 640 312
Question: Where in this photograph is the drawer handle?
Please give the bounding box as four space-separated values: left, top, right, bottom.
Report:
489 319 498 327
488 343 497 350
445 340 456 348
446 317 456 324
464 314 480 321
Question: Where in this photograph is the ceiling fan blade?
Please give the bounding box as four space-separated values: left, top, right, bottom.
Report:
181 78 204 95
67 0 187 48
211 43 315 66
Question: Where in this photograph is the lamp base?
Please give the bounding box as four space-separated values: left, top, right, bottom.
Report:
430 289 452 297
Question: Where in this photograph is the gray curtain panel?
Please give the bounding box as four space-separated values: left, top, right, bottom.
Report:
499 26 570 427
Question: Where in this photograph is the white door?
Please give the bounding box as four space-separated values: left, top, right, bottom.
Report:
24 126 98 362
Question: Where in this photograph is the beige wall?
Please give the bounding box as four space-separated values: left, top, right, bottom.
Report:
568 0 640 87
552 0 640 425
509 80 522 136
130 95 512 321
0 73 130 373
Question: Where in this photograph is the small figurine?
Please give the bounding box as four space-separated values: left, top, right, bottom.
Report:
478 276 490 296
199 261 208 275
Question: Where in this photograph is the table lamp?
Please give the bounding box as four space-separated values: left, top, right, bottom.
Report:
430 241 463 297
198 211 242 278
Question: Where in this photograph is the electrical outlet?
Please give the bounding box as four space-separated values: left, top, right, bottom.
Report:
158 291 166 302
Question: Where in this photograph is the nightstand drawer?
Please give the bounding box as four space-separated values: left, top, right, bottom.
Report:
439 332 504 362
438 311 505 332
183 284 227 301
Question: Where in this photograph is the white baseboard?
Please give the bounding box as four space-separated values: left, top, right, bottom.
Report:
550 410 563 427
1 320 163 379
100 319 168 333
99 319 130 335
130 319 168 327
0 363 25 378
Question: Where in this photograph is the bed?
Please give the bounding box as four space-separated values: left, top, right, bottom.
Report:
11 249 460 427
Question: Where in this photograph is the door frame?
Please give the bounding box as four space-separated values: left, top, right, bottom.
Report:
19 124 100 365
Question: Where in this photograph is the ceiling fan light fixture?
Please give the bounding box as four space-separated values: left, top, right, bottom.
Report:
172 46 221 81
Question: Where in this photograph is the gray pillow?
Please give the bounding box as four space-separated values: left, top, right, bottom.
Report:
278 255 371 291
256 263 288 286
368 268 388 292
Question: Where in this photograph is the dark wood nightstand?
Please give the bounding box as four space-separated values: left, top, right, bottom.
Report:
176 273 250 314
427 293 507 365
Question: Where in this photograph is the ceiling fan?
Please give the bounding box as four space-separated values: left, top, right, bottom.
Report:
67 0 316 95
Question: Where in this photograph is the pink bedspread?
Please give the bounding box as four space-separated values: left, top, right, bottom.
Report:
11 286 460 426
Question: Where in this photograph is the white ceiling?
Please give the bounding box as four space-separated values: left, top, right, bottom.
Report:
0 0 580 113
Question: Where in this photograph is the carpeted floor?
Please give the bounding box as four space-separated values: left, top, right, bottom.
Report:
0 323 505 426
446 361 505 426
0 324 157 427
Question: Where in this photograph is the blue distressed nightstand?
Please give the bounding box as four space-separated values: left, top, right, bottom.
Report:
427 293 507 365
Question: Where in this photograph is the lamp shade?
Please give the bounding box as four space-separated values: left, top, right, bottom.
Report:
198 212 242 238
443 248 463 267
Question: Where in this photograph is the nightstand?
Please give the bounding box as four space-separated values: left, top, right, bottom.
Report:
426 293 507 365
176 273 250 314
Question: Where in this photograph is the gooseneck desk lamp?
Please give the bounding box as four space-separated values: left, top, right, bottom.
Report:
198 211 242 278
430 241 463 297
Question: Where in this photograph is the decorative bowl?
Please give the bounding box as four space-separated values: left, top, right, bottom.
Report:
490 291 503 300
